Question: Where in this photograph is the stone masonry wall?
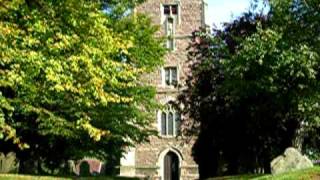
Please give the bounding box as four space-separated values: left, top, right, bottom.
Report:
123 0 204 179
135 137 198 180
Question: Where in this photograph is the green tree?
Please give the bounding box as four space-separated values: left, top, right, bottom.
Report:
0 0 165 174
179 0 320 178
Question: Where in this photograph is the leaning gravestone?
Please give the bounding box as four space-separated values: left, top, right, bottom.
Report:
271 147 313 174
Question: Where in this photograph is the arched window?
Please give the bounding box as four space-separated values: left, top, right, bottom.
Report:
159 103 181 136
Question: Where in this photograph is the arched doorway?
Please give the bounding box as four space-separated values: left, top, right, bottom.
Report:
164 151 180 180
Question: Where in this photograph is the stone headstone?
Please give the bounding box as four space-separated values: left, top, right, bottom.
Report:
271 147 313 174
0 152 19 173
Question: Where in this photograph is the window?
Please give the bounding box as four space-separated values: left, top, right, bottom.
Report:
162 4 180 50
171 5 178 15
163 5 171 15
161 112 167 135
163 5 178 16
164 67 178 87
166 17 175 50
161 3 180 25
160 104 181 136
168 112 174 135
167 38 175 50
166 18 174 36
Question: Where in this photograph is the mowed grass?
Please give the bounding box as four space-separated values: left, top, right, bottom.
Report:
1 167 320 180
0 174 139 180
0 174 69 180
209 166 320 180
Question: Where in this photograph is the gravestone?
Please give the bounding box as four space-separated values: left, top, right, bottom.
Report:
0 152 19 173
271 147 313 174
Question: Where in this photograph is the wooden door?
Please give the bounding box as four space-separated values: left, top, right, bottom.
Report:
164 152 180 180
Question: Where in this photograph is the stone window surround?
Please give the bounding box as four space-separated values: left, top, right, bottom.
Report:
161 2 180 51
157 113 181 138
160 2 181 25
160 109 180 137
160 66 180 88
165 17 176 51
157 97 182 138
163 4 178 15
164 66 178 86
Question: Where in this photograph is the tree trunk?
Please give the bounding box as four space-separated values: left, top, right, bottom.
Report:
292 122 305 152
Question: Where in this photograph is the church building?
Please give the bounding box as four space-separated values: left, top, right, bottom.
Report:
120 0 208 179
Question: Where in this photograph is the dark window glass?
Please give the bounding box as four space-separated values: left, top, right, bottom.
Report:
161 112 167 135
171 5 178 15
165 68 170 85
164 67 178 86
171 68 177 86
164 5 170 15
168 112 174 135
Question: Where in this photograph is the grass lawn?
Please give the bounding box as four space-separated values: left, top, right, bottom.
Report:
0 174 139 180
0 174 69 180
209 166 320 180
1 167 320 180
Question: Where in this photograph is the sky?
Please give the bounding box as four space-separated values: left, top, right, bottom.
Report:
206 0 266 29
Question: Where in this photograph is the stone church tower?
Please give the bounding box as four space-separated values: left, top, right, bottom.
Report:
120 0 208 179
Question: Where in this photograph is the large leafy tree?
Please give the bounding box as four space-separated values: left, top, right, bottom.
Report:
179 0 320 178
0 0 165 174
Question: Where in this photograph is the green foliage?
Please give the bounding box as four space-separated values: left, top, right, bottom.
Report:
79 162 90 177
0 0 164 174
0 152 19 173
180 0 320 178
224 0 320 148
303 128 320 161
111 14 165 72
102 0 145 19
